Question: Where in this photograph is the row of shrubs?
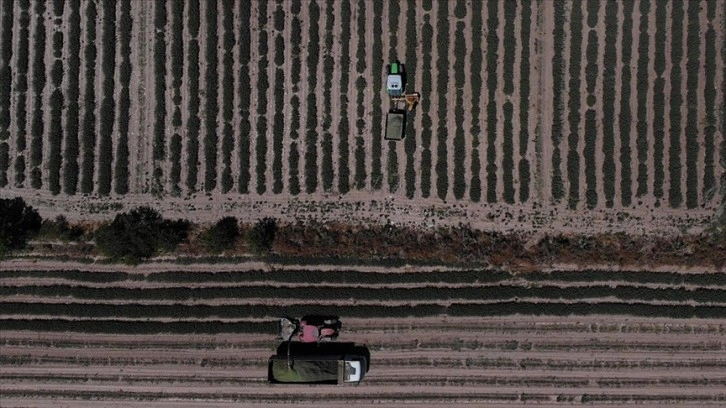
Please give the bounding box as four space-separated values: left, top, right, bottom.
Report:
12 2 30 186
62 0 82 195
29 0 47 189
652 1 667 202
237 0 251 193
550 1 566 202
204 0 218 192
601 1 617 208
436 0 450 201
485 1 498 203
272 69 284 194
151 0 166 192
47 10 65 195
502 1 516 96
0 0 12 181
635 0 650 198
584 108 597 209
517 0 532 203
304 1 320 194
113 0 132 195
370 0 384 191
320 0 335 191
353 0 366 191
167 0 183 193
403 0 417 198
452 23 466 200
288 96 301 195
684 1 700 209
618 1 634 207
184 0 200 192
80 0 97 194
566 1 583 209
290 0 302 90
668 0 684 208
255 1 269 195
468 1 483 202
97 0 117 196
419 17 434 198
384 1 400 193
502 102 515 204
336 0 351 194
702 3 718 201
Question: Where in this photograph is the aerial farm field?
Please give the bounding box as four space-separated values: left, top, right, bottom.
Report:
0 0 725 406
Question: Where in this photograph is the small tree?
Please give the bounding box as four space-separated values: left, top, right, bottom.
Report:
95 206 190 264
0 197 42 255
201 216 239 253
248 217 277 253
39 215 85 241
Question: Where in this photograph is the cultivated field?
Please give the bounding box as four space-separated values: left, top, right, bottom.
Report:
1 261 726 406
0 0 724 233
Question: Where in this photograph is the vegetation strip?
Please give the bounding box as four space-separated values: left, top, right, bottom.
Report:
255 0 269 194
403 0 417 198
204 0 218 192
305 0 321 193
453 22 466 200
668 0 684 208
485 0 498 203
336 0 351 194
601 0 616 207
436 0 450 200
221 1 235 193
237 0 251 193
566 1 582 209
550 0 565 201
635 0 650 197
468 0 482 202
0 0 14 186
29 0 47 189
185 0 200 192
114 0 132 195
618 1 634 207
518 0 531 203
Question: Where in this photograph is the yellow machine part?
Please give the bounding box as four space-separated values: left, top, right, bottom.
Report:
390 93 421 111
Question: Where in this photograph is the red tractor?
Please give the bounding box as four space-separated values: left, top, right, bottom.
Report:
279 315 341 343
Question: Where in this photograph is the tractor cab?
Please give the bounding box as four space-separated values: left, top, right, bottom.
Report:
387 61 404 97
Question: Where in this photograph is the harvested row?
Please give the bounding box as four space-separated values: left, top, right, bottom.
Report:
1 315 725 406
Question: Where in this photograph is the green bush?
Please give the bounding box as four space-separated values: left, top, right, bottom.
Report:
585 30 598 95
80 0 97 194
0 197 42 255
39 215 85 241
618 0 634 206
248 217 277 253
63 0 82 195
586 0 598 28
52 31 62 59
201 217 239 253
0 143 7 186
635 0 650 198
95 207 190 264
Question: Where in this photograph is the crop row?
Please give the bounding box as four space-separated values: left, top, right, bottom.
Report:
321 0 334 191
169 0 183 194
652 0 667 202
114 0 131 195
635 0 649 198
4 268 725 287
62 0 81 195
618 1 634 206
4 283 725 304
204 0 218 192
702 1 717 201
97 0 117 196
485 0 498 203
354 0 367 191
1 301 724 323
237 0 251 193
336 0 350 194
668 1 684 208
518 0 531 203
29 0 46 189
0 0 13 186
420 15 433 198
434 0 449 200
185 0 200 192
452 22 466 200
305 0 320 193
47 5 65 195
566 1 582 209
601 0 616 207
684 1 699 208
403 0 416 198
80 0 97 193
151 0 166 191
584 26 597 209
255 0 268 195
550 1 565 202
502 102 514 203
468 1 482 202
12 0 30 187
